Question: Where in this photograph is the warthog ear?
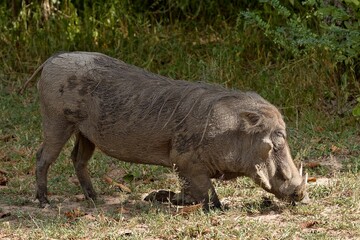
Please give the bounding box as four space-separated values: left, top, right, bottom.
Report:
239 111 264 133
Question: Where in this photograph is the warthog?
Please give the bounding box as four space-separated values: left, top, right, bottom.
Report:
25 52 309 210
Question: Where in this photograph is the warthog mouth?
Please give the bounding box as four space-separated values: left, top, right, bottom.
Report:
273 191 305 203
257 162 310 205
275 188 309 206
290 191 305 204
275 163 310 205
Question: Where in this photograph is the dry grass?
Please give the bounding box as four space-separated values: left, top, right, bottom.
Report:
0 153 360 239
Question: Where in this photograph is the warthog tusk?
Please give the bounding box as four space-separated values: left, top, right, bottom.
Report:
299 163 303 176
304 172 308 185
255 164 271 190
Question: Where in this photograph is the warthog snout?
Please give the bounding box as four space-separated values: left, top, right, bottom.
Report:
260 162 309 204
290 164 310 204
253 127 309 204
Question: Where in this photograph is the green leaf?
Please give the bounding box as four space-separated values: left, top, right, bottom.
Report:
345 0 360 6
352 104 360 117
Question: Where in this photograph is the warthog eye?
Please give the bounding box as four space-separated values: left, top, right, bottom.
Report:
272 130 286 152
274 130 285 139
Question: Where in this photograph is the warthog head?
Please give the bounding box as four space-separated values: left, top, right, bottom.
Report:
235 101 309 204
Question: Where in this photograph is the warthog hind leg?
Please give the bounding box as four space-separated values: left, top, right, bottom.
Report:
71 132 96 201
36 119 74 207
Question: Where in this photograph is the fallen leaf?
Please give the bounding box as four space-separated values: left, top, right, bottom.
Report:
103 176 113 184
64 208 85 220
105 167 127 182
330 145 341 153
314 126 324 132
307 177 317 182
305 162 320 168
103 176 132 193
114 182 132 193
177 203 203 215
300 220 318 229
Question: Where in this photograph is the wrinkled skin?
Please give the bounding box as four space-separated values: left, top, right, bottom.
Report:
31 52 308 210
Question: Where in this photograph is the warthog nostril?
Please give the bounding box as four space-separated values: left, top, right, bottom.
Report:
290 191 303 202
290 193 303 206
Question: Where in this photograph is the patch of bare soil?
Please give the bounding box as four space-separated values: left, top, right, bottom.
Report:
0 194 137 225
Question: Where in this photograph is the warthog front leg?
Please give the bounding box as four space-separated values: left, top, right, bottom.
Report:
172 170 222 211
71 132 96 200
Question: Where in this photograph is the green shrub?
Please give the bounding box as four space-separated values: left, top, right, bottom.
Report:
241 0 360 114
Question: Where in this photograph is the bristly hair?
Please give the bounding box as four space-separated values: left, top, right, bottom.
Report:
63 52 277 134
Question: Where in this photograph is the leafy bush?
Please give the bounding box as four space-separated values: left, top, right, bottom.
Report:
241 0 360 114
241 0 360 62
